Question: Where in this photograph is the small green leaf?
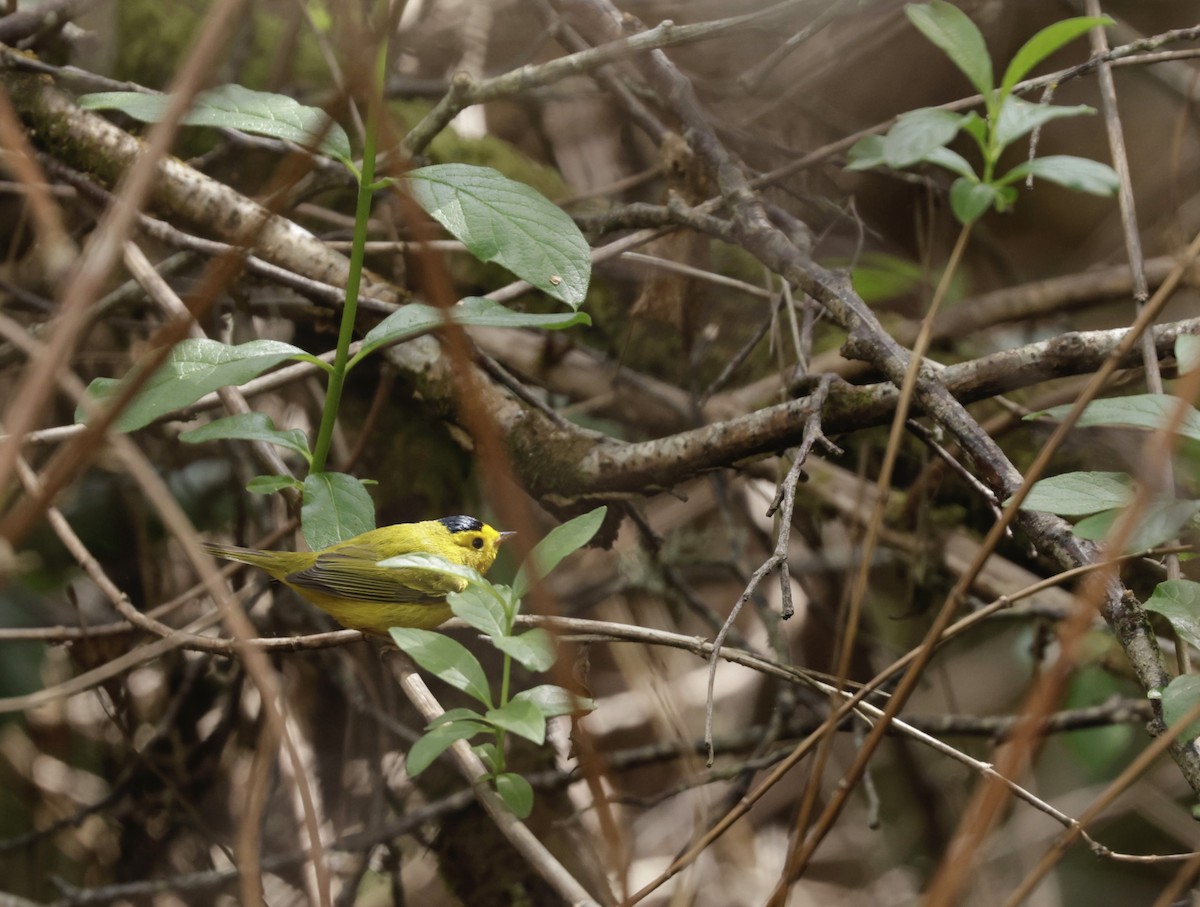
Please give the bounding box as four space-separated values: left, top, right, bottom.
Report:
923 146 977 180
949 178 996 224
1176 334 1200 375
427 707 488 728
845 134 887 171
849 253 925 303
906 1 993 97
1072 499 1200 552
1033 395 1200 441
407 720 483 776
513 684 596 718
1000 17 1113 97
1161 674 1200 743
485 699 546 744
377 552 485 587
492 629 556 673
76 339 308 432
246 474 303 495
356 296 590 363
389 627 493 707
1145 580 1200 651
301 472 375 550
449 584 509 638
494 772 534 818
1015 471 1133 516
180 412 312 462
999 155 1118 196
473 741 500 772
513 507 607 598
994 98 1095 149
78 85 352 162
407 164 591 307
881 108 964 169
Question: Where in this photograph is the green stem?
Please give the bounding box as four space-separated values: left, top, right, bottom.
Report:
310 42 387 473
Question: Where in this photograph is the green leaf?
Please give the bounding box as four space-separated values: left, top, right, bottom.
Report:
1072 499 1200 552
448 584 509 639
1000 17 1113 97
881 108 964 169
1161 674 1200 743
999 155 1118 196
407 720 483 776
485 699 546 744
389 627 493 707
923 146 977 180
1176 334 1200 375
1033 395 1200 441
1144 580 1200 651
906 1 993 97
1015 471 1133 516
357 296 590 363
376 552 485 587
407 164 591 307
492 629 557 673
1062 664 1135 778
994 98 1095 149
494 772 534 818
513 506 607 598
76 339 307 432
844 134 886 171
473 741 500 773
513 684 596 718
849 252 925 303
301 472 376 550
180 412 312 462
949 178 996 224
246 474 304 495
78 85 352 162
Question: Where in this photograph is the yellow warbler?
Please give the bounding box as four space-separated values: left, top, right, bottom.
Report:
203 515 513 635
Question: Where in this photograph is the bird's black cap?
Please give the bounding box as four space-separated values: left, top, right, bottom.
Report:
438 515 484 534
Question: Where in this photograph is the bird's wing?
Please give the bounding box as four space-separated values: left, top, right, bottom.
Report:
284 546 467 604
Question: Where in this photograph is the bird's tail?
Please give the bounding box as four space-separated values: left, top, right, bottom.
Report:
202 542 286 579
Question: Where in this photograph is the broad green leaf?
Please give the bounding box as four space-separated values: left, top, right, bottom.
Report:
1072 499 1200 552
78 85 352 162
513 506 607 598
850 253 925 303
246 474 304 495
356 296 590 364
1161 674 1200 743
449 585 508 639
1176 334 1200 375
1000 17 1113 97
999 155 1118 196
881 108 964 169
906 1 993 97
491 629 557 673
994 98 1094 149
407 720 484 776
377 552 485 587
1034 395 1200 441
494 772 534 818
949 178 996 224
1144 580 1200 651
923 146 977 180
180 412 312 462
485 699 546 745
1015 471 1132 516
513 684 596 718
1062 664 1135 778
844 134 887 171
389 627 493 707
473 741 500 773
301 472 375 550
76 339 307 432
408 164 591 307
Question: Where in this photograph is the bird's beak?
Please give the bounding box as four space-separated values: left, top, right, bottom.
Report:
498 531 517 544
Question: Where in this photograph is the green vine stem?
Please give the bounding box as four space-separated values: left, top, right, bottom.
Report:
310 42 386 474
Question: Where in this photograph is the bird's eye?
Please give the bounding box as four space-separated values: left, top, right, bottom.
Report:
472 537 484 550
